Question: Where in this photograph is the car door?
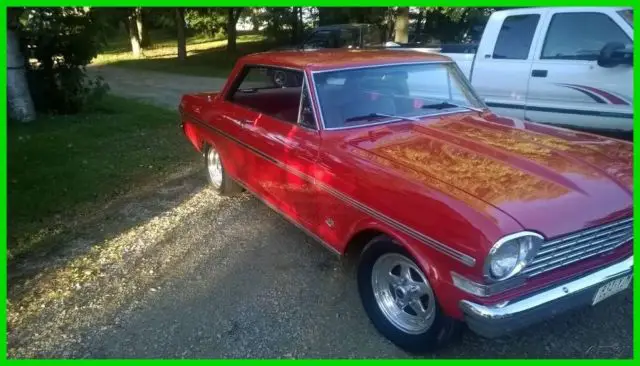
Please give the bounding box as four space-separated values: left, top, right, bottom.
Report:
525 9 634 131
227 65 321 230
252 77 321 230
470 9 545 119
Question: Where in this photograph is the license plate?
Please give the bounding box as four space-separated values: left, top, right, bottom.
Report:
592 275 632 306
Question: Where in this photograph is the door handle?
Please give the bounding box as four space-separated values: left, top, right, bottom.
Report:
238 119 253 126
531 69 548 78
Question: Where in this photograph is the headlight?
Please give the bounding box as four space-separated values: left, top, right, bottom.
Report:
484 232 544 281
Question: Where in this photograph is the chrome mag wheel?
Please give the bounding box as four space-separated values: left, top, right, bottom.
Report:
206 147 223 189
371 253 436 334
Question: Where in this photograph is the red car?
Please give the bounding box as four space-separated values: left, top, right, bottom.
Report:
179 49 633 353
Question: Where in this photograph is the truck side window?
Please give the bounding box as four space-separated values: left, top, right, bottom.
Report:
338 29 359 48
304 30 334 49
493 14 540 60
541 13 631 61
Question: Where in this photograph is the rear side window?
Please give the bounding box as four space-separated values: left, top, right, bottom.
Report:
493 14 540 60
541 12 631 60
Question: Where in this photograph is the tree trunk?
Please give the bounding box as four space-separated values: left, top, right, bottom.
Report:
226 8 241 53
394 7 410 43
127 13 142 57
7 27 36 122
290 7 299 44
415 8 425 36
298 7 303 29
135 8 151 48
384 8 395 42
251 8 261 32
176 8 187 61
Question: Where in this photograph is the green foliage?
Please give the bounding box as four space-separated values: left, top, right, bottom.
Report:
19 7 109 114
418 7 495 43
185 8 227 37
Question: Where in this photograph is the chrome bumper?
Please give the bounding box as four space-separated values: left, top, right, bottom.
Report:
460 255 633 338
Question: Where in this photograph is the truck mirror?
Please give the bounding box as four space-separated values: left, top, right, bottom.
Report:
598 42 633 68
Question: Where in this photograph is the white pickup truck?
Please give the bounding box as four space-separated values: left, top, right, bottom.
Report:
405 7 634 133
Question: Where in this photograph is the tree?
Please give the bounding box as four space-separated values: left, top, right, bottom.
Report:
249 8 263 31
7 7 35 122
394 7 409 43
176 7 186 61
226 7 243 52
126 9 142 57
290 7 302 44
135 7 151 48
19 7 108 114
414 8 425 37
185 8 225 38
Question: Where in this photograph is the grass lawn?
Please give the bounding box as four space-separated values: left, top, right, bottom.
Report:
92 31 275 78
8 95 196 260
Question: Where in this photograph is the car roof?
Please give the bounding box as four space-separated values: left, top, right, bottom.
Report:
238 49 452 71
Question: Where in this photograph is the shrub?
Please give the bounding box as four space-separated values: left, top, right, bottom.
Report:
19 7 109 114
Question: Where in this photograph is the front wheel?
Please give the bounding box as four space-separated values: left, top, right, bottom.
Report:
204 144 243 196
357 237 461 353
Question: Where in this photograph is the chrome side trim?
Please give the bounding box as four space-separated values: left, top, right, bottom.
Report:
182 112 476 266
460 255 633 320
311 179 477 266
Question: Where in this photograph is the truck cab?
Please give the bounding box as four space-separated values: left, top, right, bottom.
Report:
451 7 633 133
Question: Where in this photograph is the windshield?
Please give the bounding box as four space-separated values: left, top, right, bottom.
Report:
312 62 486 129
618 9 633 27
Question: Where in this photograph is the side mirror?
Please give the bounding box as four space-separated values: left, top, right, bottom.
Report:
598 42 633 68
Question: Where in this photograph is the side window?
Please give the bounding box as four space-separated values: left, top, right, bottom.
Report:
228 66 304 124
304 30 334 49
541 12 631 61
298 79 317 129
362 26 383 46
337 29 359 48
493 14 540 59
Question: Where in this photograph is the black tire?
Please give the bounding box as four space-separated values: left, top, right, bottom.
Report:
204 144 243 196
357 236 462 354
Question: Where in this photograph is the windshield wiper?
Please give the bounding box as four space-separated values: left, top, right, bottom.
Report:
421 101 484 112
344 112 420 123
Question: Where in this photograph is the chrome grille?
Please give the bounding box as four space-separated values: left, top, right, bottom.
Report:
522 217 633 278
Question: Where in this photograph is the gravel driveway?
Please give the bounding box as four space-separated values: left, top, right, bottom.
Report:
8 66 633 359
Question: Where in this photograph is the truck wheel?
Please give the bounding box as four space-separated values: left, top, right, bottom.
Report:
357 236 461 353
204 144 243 196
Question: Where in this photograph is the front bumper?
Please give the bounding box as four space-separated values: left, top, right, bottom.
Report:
460 255 633 338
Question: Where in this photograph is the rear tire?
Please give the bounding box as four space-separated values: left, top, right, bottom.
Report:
357 236 462 354
204 144 243 196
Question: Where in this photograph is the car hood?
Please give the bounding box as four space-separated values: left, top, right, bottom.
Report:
346 112 633 238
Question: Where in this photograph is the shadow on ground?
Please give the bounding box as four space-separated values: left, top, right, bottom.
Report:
7 163 633 358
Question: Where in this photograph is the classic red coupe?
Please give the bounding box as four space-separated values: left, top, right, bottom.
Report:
179 49 633 353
